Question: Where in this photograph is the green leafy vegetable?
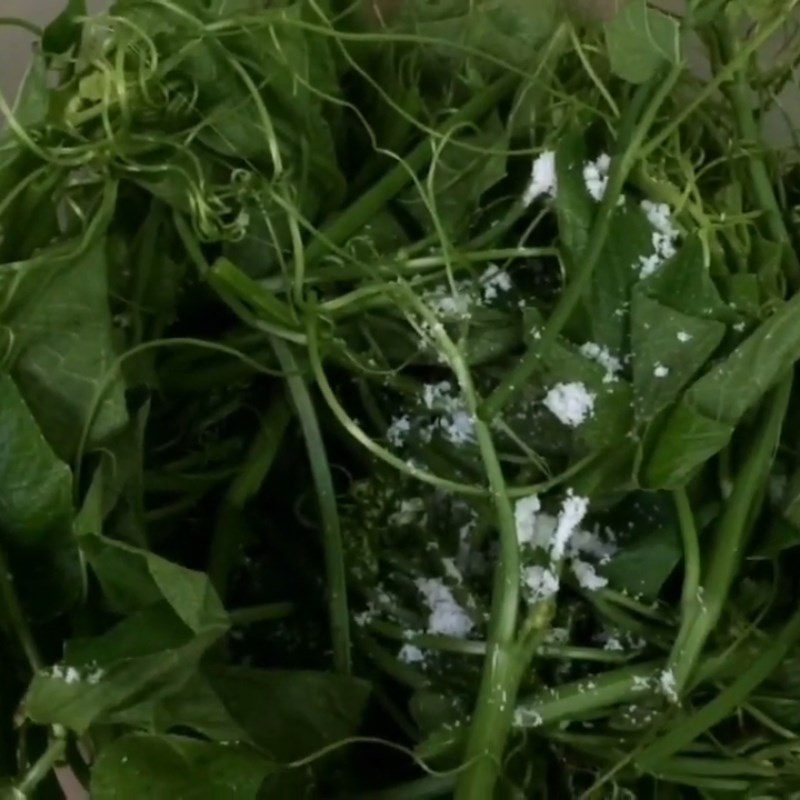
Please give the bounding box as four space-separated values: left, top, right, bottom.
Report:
2 1 800 798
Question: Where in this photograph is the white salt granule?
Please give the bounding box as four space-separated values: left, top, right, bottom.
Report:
421 382 476 445
521 565 560 602
514 494 541 546
659 668 679 703
551 492 589 561
51 665 81 684
427 290 471 319
571 558 608 591
543 382 596 427
441 557 462 582
676 331 692 343
388 497 425 526
86 666 104 684
569 527 617 564
387 415 411 447
522 151 557 206
415 578 474 637
481 265 513 301
514 707 544 727
439 409 476 445
579 341 622 383
423 381 453 410
583 153 611 201
398 644 425 664
638 200 680 278
653 363 669 378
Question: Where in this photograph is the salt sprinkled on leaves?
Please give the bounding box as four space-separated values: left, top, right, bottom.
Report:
398 644 425 664
571 559 608 591
551 491 589 561
440 409 476 445
579 341 622 383
51 665 82 684
570 527 616 564
423 381 451 410
521 565 560 602
659 668 679 703
522 151 557 206
583 153 611 201
415 578 473 637
480 264 513 301
543 382 596 427
676 331 692 343
386 415 411 447
638 200 680 278
514 707 544 727
653 363 669 378
389 497 425 526
419 381 476 445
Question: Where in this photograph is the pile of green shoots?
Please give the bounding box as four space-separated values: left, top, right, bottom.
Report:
3 0 800 797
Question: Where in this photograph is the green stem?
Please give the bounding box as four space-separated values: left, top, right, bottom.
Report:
0 17 42 36
716 16 800 287
392 286 525 798
208 395 291 598
303 74 518 266
455 643 523 799
674 488 701 629
637 604 800 771
643 2 800 154
0 546 42 672
368 619 632 663
515 661 662 728
271 337 352 674
667 377 791 694
16 739 65 795
482 65 682 420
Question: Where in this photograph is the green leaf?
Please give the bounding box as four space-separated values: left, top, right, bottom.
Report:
541 341 633 452
631 293 726 422
753 518 800 559
642 403 734 489
603 0 680 84
42 0 87 54
74 401 150 548
642 236 734 322
0 238 128 459
471 0 558 65
80 534 227 632
203 667 371 761
398 0 558 69
685 292 800 424
90 734 276 800
589 205 655 354
400 114 507 238
3 56 49 135
599 493 681 599
554 130 594 263
24 602 227 734
0 373 72 548
464 310 520 365
8 541 82 622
